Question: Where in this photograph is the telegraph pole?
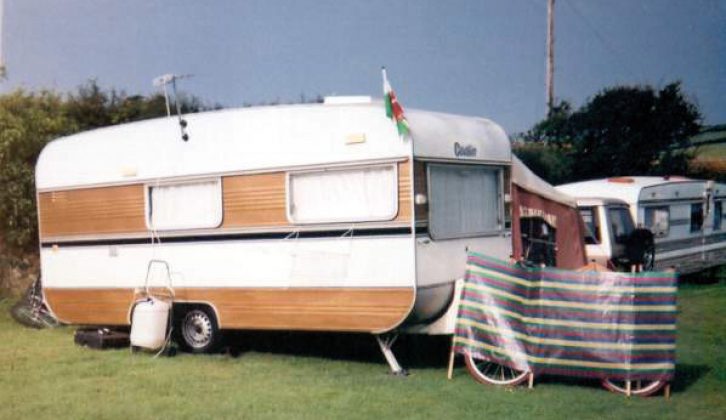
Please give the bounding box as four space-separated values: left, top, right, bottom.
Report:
0 0 6 79
546 0 555 116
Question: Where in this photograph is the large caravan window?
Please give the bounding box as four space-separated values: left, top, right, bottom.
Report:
288 164 398 223
644 206 669 237
579 207 600 244
428 164 501 239
147 179 223 230
690 203 704 232
715 201 723 231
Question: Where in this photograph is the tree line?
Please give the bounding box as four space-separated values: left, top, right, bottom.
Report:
0 81 213 254
512 82 716 185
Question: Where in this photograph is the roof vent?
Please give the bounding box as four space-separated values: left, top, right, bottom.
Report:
323 96 372 105
607 177 634 184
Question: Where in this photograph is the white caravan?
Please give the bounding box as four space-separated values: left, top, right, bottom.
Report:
36 97 512 370
557 177 726 274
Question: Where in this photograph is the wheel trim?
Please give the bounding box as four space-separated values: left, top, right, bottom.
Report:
182 311 214 349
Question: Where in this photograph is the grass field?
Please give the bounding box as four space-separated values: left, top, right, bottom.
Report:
1 283 724 420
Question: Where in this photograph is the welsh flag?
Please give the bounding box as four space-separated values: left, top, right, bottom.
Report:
382 67 410 137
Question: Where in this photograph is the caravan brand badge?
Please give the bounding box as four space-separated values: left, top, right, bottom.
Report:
454 142 477 158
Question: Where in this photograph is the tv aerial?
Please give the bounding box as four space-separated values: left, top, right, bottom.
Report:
153 73 193 141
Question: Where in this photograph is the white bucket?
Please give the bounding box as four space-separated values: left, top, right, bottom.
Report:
130 297 171 350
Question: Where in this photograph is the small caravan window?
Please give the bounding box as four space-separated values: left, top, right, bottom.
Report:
147 179 223 230
608 207 635 245
579 207 600 244
644 206 669 237
521 217 557 267
287 164 398 223
715 201 723 231
690 203 704 233
428 164 501 240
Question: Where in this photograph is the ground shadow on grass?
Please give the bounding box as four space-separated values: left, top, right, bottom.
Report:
680 265 725 286
222 330 453 371
522 373 605 392
671 363 710 393
480 363 711 394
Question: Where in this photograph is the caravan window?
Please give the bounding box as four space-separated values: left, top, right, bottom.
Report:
608 207 635 245
287 164 398 223
690 203 704 232
644 206 669 237
428 164 501 239
147 179 223 230
715 201 723 231
579 207 600 244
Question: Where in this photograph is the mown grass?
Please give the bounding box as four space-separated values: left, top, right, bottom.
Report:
1 283 724 420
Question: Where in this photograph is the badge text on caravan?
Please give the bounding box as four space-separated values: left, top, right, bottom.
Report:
454 142 477 157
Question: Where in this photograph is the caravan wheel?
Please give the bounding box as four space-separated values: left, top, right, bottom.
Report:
177 306 221 354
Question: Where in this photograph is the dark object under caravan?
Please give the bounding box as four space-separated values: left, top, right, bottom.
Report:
74 328 130 350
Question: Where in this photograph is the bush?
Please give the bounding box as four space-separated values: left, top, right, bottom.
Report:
0 90 75 253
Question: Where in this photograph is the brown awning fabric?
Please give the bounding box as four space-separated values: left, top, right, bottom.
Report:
511 157 587 269
511 185 588 269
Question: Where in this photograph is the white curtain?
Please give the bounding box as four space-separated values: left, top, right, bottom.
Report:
150 179 222 230
645 207 669 237
289 165 398 223
429 164 500 239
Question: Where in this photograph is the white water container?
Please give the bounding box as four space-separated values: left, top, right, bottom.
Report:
130 297 171 350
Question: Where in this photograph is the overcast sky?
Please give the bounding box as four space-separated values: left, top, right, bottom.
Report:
2 0 724 133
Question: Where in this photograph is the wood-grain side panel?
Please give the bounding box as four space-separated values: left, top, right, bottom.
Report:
39 160 412 238
223 160 412 228
178 287 414 332
38 185 147 238
222 173 288 227
44 287 415 332
43 288 136 326
395 160 412 223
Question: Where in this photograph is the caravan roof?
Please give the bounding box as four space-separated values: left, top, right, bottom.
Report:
556 176 719 206
36 100 511 191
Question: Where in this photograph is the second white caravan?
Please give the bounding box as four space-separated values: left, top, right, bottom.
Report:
557 177 726 273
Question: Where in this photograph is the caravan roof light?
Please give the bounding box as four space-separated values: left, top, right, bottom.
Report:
323 96 373 105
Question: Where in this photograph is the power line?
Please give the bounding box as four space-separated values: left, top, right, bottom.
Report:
561 0 639 81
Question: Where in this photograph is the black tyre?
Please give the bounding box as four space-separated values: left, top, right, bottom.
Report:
176 306 222 353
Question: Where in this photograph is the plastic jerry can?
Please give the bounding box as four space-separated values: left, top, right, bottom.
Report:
130 297 171 350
